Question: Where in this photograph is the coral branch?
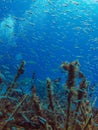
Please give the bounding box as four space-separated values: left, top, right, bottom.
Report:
6 60 26 96
1 94 28 130
46 77 54 111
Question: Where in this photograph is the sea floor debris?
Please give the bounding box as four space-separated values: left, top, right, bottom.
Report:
0 60 98 130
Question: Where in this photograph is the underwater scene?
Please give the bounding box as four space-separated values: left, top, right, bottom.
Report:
0 0 98 129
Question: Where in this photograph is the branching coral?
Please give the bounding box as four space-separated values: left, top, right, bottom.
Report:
0 60 97 130
6 60 26 96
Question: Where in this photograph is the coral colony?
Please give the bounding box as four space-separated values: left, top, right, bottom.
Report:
0 60 98 130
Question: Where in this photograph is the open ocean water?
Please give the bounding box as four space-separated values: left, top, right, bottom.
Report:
0 0 98 99
0 0 98 122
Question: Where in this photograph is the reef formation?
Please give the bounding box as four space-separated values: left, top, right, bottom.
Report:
0 60 98 130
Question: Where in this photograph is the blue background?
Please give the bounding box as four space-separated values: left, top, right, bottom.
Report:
0 0 98 105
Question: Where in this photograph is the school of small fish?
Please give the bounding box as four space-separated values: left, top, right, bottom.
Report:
0 0 98 101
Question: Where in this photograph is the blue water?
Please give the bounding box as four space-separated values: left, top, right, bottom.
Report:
0 0 98 104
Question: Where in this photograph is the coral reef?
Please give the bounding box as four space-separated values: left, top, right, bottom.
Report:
0 60 98 130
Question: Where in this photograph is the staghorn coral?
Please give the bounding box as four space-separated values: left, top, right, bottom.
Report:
0 60 97 130
61 61 79 130
6 60 26 97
